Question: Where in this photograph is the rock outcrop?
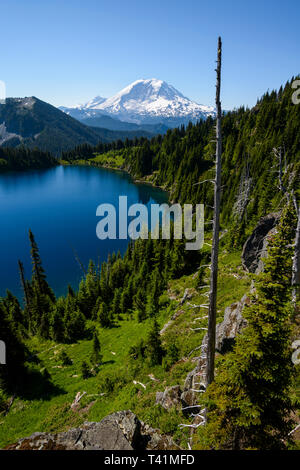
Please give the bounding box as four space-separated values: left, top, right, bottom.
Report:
242 213 280 273
202 294 250 354
155 385 184 410
5 410 179 451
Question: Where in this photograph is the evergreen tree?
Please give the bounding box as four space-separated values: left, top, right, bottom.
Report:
200 204 297 450
81 361 90 379
97 302 111 328
91 331 102 365
146 319 164 365
29 230 55 301
135 290 146 322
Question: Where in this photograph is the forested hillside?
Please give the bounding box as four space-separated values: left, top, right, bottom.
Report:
0 97 154 156
0 78 299 450
64 77 300 245
0 146 58 172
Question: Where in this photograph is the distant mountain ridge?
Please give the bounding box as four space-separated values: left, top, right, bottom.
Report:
0 97 155 155
60 78 216 128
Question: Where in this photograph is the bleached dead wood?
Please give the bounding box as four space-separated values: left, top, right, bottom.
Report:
292 201 300 305
206 36 222 386
288 423 300 436
133 380 146 389
193 179 215 186
187 302 209 308
71 391 86 409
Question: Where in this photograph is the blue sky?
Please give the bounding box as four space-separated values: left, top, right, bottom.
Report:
1 0 299 110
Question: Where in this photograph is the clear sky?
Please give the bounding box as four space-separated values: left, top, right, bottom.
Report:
1 0 299 110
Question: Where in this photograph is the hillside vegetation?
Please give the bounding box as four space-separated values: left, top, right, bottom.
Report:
0 78 299 449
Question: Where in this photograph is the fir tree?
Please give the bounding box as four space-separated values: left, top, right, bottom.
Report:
200 203 297 450
91 331 102 365
146 319 164 366
81 361 90 379
97 302 111 328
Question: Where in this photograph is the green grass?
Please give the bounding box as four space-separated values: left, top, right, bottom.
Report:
0 248 252 449
60 150 126 170
91 151 125 168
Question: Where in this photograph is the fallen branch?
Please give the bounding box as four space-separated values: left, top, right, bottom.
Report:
133 380 146 389
187 346 202 357
288 423 300 436
71 391 87 410
193 179 215 186
187 302 209 308
181 405 202 411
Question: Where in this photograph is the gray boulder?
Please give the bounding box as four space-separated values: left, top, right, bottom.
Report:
242 213 280 273
215 294 249 353
4 410 179 450
155 385 183 410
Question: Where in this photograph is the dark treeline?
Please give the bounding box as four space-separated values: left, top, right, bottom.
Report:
0 146 57 172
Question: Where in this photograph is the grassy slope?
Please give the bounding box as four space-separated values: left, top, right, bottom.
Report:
0 248 251 449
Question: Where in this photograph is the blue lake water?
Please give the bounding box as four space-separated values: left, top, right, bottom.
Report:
0 165 168 299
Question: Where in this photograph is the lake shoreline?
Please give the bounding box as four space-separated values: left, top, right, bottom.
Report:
0 165 170 299
60 159 171 202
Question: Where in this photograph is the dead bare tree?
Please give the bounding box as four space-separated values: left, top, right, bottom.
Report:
206 37 222 386
292 196 300 306
272 146 287 194
233 155 252 222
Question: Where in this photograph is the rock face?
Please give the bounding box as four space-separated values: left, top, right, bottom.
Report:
242 213 280 273
5 410 179 451
203 294 250 354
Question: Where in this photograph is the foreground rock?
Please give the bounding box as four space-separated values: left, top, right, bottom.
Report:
242 213 280 273
5 410 179 450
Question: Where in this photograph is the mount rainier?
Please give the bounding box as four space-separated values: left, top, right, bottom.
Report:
60 79 215 128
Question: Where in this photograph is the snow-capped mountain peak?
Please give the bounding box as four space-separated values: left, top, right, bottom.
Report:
60 79 215 127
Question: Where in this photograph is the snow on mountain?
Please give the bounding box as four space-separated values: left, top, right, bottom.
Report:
60 79 215 127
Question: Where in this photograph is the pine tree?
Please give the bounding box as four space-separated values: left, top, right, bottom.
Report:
146 319 164 365
135 290 146 322
27 230 55 337
29 229 55 301
199 203 297 450
81 361 90 379
97 302 111 328
91 331 102 365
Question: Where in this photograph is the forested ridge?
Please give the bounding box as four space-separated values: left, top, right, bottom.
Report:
0 78 299 449
64 77 300 245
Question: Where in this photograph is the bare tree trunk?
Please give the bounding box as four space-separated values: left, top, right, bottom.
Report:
206 37 222 386
272 147 287 194
292 201 300 305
